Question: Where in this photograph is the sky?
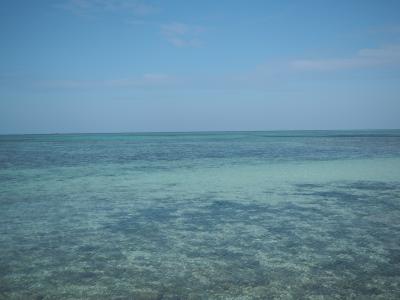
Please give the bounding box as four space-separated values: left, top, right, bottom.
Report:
1 0 400 134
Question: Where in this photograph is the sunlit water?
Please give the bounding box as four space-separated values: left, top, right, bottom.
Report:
1 130 400 299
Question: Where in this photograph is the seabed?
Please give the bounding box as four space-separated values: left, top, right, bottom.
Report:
1 131 400 299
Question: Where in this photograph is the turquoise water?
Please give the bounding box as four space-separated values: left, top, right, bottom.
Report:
1 130 400 299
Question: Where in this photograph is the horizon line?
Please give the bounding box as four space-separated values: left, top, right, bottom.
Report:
1 128 400 136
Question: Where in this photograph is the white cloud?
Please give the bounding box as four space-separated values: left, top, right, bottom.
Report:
161 22 204 47
291 45 400 71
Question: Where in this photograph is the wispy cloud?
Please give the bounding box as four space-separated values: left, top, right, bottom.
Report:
369 24 400 34
161 22 204 47
107 73 175 87
59 2 207 48
291 44 400 71
36 73 177 89
26 43 400 93
58 0 158 17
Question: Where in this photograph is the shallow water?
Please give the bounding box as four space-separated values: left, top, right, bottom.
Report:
1 130 400 299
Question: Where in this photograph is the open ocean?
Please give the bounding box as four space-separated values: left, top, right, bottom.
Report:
1 130 400 299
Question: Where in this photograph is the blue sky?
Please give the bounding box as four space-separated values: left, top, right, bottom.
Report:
1 0 400 133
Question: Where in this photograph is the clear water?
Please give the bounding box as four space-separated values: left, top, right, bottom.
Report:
1 130 400 299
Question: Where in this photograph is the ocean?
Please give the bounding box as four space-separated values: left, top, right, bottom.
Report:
1 130 400 299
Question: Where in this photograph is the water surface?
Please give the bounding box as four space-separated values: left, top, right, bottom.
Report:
1 130 400 299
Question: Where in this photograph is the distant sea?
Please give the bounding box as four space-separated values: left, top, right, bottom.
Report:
1 130 400 299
